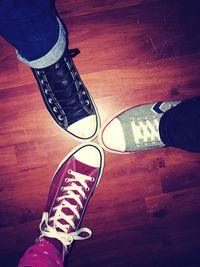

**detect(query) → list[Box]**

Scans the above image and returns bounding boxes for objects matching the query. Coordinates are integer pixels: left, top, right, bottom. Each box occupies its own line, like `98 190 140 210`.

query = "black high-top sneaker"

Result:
32 49 100 141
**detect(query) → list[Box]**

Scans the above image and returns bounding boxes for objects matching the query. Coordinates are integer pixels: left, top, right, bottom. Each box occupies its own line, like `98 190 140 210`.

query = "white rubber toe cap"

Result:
74 144 101 168
101 118 126 152
67 115 97 140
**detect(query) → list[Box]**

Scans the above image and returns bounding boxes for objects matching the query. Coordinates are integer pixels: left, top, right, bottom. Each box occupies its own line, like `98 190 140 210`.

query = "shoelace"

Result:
50 49 90 120
39 170 94 249
38 49 91 122
131 117 161 145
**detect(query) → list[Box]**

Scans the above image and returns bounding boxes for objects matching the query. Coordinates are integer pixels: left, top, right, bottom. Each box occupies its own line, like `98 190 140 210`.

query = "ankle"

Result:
42 237 64 257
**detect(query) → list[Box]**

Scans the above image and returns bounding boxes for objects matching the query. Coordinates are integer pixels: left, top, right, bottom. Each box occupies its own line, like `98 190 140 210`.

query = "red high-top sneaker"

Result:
37 143 104 259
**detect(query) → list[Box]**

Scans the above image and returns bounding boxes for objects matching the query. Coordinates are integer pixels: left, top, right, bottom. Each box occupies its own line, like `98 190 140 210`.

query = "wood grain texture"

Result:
0 0 200 266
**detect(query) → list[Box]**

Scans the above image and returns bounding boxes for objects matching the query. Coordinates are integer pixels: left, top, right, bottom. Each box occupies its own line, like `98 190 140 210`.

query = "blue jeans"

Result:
0 1 199 152
0 0 67 68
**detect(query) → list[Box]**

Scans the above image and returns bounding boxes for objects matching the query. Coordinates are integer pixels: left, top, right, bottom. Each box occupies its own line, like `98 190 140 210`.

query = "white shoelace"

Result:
39 170 94 249
131 117 161 145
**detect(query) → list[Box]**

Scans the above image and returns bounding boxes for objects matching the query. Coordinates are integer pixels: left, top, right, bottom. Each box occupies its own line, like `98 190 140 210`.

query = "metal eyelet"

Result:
82 91 86 95
68 169 72 174
44 89 49 94
91 177 95 182
41 79 44 85
60 187 64 191
86 187 90 191
58 115 63 121
68 236 73 244
85 100 90 106
56 197 60 202
48 98 53 104
53 107 58 113
65 178 68 182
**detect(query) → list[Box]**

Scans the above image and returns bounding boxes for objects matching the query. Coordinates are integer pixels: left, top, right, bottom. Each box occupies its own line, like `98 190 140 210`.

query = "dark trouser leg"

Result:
159 96 200 152
0 0 66 61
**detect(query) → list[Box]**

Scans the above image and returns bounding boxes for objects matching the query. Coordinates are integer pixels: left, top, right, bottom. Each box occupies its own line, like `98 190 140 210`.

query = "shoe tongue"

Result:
52 206 77 233
46 63 70 81
48 157 99 233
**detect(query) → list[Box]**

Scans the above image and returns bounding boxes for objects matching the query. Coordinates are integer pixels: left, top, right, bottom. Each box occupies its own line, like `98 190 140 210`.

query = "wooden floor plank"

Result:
0 1 200 266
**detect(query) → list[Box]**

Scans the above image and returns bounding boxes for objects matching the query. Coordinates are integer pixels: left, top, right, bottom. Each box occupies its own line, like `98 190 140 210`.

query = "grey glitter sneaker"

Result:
100 101 180 153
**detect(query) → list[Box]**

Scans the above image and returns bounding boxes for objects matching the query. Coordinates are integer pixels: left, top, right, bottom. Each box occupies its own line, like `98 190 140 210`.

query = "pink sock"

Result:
44 237 64 256
18 240 64 267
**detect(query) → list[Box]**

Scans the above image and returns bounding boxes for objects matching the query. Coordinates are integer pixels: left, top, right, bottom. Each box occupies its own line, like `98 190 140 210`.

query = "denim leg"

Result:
159 96 200 152
0 0 67 68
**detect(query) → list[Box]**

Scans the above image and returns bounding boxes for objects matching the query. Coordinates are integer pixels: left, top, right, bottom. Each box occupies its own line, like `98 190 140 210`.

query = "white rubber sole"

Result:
66 94 101 143
99 106 134 154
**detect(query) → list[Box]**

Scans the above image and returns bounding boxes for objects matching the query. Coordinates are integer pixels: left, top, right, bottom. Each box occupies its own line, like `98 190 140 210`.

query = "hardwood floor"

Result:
0 1 200 266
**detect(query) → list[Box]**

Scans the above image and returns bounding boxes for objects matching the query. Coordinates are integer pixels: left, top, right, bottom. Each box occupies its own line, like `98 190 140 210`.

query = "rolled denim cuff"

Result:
17 18 66 69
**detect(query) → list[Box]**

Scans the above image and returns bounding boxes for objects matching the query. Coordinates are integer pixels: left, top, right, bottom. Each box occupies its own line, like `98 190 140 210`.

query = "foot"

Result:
32 49 100 141
37 143 104 258
100 101 180 153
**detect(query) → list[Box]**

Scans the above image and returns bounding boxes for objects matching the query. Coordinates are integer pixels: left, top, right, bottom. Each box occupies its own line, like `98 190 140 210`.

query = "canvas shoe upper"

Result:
32 49 100 141
37 143 104 258
100 101 180 153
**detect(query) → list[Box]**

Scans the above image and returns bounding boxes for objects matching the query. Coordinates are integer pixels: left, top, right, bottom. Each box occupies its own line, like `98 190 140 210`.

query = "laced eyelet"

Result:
44 89 49 94
56 197 60 202
68 169 72 174
91 177 95 182
67 236 73 244
84 196 88 200
65 178 68 182
66 61 71 70
41 79 44 85
53 107 58 113
86 187 90 191
48 98 53 104
58 115 63 121
71 71 77 80
60 186 64 191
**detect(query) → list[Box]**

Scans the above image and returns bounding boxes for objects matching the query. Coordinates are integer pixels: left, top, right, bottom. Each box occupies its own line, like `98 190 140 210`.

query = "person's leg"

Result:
18 240 63 267
18 143 104 267
0 0 65 64
159 96 200 152
100 96 200 153
0 1 100 141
